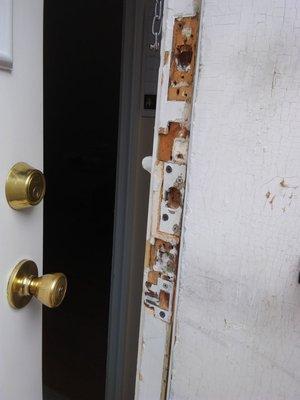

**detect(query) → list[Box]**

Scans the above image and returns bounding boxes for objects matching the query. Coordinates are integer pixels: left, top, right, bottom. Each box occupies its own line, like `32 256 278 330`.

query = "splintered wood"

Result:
158 123 189 163
143 14 200 324
168 16 199 101
144 239 178 322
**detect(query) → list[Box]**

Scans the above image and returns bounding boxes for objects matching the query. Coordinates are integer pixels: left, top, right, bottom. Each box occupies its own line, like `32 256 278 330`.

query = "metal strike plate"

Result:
159 162 186 236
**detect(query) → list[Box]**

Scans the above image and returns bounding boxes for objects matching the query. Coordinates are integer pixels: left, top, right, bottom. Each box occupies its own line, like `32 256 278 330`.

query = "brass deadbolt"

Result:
6 162 46 210
7 260 67 309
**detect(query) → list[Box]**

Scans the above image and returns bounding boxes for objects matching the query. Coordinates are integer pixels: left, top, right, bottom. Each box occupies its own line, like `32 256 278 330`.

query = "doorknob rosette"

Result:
7 260 67 309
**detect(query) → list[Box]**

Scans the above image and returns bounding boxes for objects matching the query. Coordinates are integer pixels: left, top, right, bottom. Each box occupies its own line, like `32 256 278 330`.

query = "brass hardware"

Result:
6 162 46 210
7 260 67 309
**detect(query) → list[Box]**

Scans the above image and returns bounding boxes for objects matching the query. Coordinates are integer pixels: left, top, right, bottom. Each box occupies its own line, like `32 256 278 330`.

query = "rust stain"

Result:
168 16 199 101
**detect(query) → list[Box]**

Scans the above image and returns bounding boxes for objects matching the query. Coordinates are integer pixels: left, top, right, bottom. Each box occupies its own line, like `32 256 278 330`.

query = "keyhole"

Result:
32 186 40 199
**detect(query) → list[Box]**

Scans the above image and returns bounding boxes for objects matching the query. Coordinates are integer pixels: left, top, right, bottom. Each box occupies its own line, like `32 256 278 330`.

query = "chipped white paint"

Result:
169 0 300 399
145 277 174 323
172 137 189 164
135 0 200 399
153 242 178 279
144 240 178 323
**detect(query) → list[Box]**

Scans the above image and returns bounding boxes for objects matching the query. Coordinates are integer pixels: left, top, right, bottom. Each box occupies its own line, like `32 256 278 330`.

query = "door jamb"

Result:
106 0 146 398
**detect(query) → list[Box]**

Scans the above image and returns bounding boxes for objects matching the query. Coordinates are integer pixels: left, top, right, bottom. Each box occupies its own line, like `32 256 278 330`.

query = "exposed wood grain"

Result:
158 122 189 162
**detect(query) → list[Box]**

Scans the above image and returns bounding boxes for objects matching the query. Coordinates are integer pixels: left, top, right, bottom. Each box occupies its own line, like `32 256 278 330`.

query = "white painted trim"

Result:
0 0 13 70
135 1 201 399
165 3 204 397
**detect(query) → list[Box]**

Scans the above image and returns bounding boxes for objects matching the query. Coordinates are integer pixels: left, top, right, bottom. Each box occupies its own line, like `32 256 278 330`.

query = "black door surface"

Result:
43 2 123 399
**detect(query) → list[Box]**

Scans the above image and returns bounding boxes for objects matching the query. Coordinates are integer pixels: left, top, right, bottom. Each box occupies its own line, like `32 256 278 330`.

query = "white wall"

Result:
170 1 300 399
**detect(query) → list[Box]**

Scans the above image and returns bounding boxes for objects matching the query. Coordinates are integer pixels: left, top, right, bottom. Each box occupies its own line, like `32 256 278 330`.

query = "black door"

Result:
43 2 123 399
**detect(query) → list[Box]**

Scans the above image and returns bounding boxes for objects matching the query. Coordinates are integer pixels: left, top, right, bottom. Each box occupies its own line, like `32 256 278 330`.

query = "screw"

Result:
162 214 169 221
173 224 180 234
166 165 172 173
159 311 166 318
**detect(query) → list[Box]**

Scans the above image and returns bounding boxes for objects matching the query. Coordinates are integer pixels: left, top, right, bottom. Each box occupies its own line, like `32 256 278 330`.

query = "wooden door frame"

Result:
106 0 147 398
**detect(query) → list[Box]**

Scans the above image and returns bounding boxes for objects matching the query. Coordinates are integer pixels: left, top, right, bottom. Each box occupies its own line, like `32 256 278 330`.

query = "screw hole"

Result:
162 214 169 221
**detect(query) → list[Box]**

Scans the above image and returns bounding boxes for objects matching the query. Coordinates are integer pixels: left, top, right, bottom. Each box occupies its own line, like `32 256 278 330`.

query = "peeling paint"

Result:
263 177 299 212
172 137 189 164
136 4 201 399
143 13 199 326
144 239 179 322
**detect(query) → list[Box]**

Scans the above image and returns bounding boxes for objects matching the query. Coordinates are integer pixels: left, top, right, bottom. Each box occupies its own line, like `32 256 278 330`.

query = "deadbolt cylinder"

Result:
6 162 46 210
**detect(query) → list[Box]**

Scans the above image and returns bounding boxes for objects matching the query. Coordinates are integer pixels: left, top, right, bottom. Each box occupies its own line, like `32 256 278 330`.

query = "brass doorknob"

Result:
6 162 46 210
7 260 67 309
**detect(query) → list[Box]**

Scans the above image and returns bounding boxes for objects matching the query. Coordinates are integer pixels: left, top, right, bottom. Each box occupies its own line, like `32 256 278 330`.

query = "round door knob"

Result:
7 260 67 309
6 162 46 210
